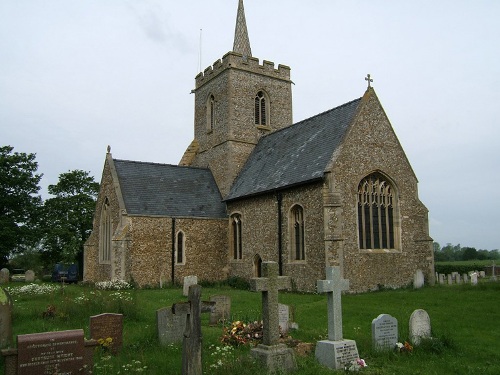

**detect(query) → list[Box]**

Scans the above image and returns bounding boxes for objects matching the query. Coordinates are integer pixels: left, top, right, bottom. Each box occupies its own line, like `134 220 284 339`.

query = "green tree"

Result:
462 247 478 261
0 146 42 266
41 170 99 273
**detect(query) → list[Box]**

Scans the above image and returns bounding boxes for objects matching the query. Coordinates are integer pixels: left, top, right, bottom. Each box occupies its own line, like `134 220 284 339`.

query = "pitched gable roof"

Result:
225 97 362 201
113 159 226 218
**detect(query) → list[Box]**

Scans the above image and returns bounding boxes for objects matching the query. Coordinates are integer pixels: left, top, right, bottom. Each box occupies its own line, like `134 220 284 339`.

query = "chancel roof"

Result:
113 160 227 218
225 97 362 201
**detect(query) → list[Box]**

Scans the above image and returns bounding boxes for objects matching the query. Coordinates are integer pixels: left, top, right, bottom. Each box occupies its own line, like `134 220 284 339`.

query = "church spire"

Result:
233 0 252 57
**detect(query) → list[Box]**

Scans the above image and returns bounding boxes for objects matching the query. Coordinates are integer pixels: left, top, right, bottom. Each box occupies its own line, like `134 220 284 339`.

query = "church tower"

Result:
180 0 293 197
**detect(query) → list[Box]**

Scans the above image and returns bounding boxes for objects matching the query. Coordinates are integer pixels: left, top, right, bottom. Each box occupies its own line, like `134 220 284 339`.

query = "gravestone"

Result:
173 284 215 375
471 272 478 285
209 295 231 326
455 274 462 284
413 270 424 289
447 274 453 285
438 274 445 284
372 314 398 350
0 288 13 348
24 270 35 283
157 306 187 345
278 303 290 334
0 269 9 284
183 275 198 297
250 261 297 373
492 263 497 281
462 273 468 283
409 309 431 345
315 267 359 370
479 271 485 278
90 313 123 354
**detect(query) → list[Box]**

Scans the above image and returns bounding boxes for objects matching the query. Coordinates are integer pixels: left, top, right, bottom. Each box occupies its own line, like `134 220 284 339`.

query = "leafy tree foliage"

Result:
434 242 499 262
41 170 99 271
0 146 42 266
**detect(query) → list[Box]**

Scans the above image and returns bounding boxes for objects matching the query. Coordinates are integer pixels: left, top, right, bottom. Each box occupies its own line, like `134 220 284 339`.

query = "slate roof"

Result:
225 97 362 201
113 160 227 218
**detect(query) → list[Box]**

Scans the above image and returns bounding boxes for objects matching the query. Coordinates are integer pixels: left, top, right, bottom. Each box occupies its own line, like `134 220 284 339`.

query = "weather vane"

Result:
365 74 373 88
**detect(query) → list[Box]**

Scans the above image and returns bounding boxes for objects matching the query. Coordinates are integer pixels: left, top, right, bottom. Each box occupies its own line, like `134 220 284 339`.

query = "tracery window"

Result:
99 198 112 263
254 91 268 126
290 205 305 261
176 231 185 264
357 173 396 250
231 213 243 260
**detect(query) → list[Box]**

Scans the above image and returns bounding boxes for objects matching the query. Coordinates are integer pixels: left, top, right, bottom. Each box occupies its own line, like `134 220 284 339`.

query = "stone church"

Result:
84 0 434 292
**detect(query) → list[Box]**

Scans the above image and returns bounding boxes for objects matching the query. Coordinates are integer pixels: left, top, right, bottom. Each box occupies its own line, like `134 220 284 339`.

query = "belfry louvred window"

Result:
357 173 395 250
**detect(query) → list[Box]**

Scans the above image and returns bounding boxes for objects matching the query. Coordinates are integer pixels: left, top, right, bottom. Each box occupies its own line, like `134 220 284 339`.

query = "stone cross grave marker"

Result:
250 261 297 373
0 269 9 284
90 313 123 354
372 314 398 350
157 306 187 345
173 284 215 375
315 266 359 370
183 275 198 297
209 295 231 326
409 309 431 345
0 288 13 348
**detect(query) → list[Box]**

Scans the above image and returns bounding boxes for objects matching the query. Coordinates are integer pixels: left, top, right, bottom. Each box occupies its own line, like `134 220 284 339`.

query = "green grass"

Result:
2 281 500 374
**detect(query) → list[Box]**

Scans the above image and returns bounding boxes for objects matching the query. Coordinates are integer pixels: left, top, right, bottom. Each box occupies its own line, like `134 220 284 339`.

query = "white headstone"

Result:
413 270 424 289
438 274 445 284
471 272 478 285
447 274 453 285
462 273 468 283
409 309 431 345
372 314 398 350
278 303 290 334
183 275 198 297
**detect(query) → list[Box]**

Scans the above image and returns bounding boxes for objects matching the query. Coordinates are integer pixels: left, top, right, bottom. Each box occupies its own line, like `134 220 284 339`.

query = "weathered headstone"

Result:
24 270 35 283
90 313 123 354
479 271 486 278
455 273 462 284
173 284 215 375
372 314 398 350
409 309 431 345
209 295 231 326
315 267 359 370
0 269 9 284
183 275 198 297
156 306 187 345
447 274 453 285
438 274 445 284
462 273 469 283
0 288 13 348
471 272 478 285
413 270 424 289
278 303 290 334
250 261 297 373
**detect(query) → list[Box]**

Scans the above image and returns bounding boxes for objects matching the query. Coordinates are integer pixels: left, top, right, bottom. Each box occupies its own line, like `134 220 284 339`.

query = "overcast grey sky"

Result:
1 1 499 250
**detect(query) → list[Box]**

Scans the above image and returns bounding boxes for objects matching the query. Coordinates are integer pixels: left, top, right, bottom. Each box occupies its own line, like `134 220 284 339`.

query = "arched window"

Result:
99 198 112 263
254 91 268 126
176 231 185 264
231 213 242 260
206 94 215 132
290 205 305 261
357 172 396 250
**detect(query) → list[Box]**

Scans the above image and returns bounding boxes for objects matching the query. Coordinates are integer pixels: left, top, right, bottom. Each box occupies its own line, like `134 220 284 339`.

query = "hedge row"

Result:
434 263 486 275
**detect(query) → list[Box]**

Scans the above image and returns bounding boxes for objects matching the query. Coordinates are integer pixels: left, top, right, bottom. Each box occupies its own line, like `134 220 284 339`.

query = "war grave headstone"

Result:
413 270 424 289
173 284 215 375
455 273 462 284
183 275 198 297
447 274 453 285
90 313 123 354
24 270 35 283
1 329 98 375
209 295 231 326
157 306 187 345
250 261 297 373
462 273 469 283
409 309 431 345
438 274 445 284
0 288 13 348
0 269 9 284
372 314 398 350
471 272 478 285
315 266 359 370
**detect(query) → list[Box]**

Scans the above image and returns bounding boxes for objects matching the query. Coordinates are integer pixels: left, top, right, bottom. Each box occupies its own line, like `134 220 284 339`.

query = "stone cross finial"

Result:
365 74 373 88
317 267 350 341
250 261 291 346
173 284 215 375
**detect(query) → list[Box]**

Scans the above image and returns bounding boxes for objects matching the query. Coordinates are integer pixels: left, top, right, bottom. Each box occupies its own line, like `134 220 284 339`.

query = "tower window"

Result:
255 91 268 126
207 94 215 132
357 172 398 250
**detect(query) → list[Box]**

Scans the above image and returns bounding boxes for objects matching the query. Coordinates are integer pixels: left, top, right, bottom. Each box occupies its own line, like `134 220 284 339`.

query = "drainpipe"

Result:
171 218 176 284
277 192 283 276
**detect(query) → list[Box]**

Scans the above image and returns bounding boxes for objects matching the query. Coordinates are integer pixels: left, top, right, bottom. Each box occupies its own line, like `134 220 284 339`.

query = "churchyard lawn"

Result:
2 280 499 374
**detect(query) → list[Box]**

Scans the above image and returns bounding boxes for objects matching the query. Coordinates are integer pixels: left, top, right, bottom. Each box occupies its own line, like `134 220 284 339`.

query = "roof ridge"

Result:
113 158 210 171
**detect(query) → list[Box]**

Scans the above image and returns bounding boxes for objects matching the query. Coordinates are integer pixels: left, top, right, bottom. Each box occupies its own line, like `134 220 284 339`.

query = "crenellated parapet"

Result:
195 52 290 89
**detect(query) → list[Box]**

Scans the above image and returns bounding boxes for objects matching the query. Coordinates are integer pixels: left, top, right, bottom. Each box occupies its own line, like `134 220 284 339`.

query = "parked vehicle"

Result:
52 264 79 283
